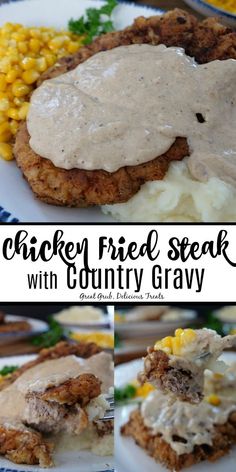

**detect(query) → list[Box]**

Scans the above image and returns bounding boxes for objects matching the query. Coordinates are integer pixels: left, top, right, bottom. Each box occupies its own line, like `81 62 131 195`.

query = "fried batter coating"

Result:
121 409 236 471
0 426 54 467
15 124 187 207
41 373 101 406
0 321 31 333
14 7 236 208
0 341 101 391
138 348 203 403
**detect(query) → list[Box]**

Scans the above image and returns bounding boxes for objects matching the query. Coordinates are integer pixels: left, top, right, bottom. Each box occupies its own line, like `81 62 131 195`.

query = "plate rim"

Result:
184 0 236 19
0 314 48 337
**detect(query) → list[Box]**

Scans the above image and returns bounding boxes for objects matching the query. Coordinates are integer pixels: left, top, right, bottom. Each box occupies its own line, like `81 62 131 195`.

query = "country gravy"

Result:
141 390 236 455
0 352 113 428
27 44 236 181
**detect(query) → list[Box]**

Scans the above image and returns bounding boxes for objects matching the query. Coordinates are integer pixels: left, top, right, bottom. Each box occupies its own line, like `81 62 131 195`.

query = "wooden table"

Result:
0 338 41 357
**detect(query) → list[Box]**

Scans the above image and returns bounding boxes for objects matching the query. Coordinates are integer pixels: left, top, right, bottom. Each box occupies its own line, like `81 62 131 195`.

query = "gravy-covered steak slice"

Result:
138 328 236 403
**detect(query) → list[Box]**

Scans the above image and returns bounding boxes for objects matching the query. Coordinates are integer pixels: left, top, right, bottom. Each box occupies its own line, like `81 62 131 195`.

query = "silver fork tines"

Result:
102 395 114 421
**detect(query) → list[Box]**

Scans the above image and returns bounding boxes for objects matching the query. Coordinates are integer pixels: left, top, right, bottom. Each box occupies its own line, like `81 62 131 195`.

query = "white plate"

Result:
0 0 163 223
0 314 48 340
183 0 236 27
115 352 236 472
115 314 198 338
0 354 114 472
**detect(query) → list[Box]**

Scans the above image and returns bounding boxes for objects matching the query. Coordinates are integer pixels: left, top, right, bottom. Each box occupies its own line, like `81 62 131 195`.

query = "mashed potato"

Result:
54 306 104 324
215 306 236 322
102 160 236 222
56 427 114 456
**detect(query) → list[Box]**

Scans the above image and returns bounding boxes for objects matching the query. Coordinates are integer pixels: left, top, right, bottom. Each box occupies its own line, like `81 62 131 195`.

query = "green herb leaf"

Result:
100 0 118 16
0 365 18 376
68 0 118 44
115 384 137 403
204 312 224 335
31 317 64 348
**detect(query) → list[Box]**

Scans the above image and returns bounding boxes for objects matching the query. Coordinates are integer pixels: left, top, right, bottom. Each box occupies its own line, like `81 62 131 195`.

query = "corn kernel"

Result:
0 130 11 142
13 65 22 75
0 142 13 160
0 112 6 124
171 337 182 356
18 41 28 54
180 329 197 346
45 53 56 67
67 41 80 54
18 102 30 120
6 86 14 101
13 97 24 106
7 107 20 120
12 23 22 30
9 119 19 135
0 57 11 73
18 27 30 38
0 97 9 111
21 56 36 70
11 32 26 41
29 38 41 53
5 69 19 83
136 383 155 398
29 28 42 39
1 23 14 34
213 373 224 380
0 121 11 141
12 81 31 98
175 328 184 337
206 394 221 406
48 36 65 51
36 57 47 72
0 74 7 92
161 336 173 349
22 69 39 84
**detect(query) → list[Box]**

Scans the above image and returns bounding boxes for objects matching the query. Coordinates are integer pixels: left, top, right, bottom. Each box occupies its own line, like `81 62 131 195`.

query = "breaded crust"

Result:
0 320 31 333
138 348 203 403
40 373 101 406
0 341 101 391
14 8 236 208
0 426 54 467
121 409 236 471
15 124 187 207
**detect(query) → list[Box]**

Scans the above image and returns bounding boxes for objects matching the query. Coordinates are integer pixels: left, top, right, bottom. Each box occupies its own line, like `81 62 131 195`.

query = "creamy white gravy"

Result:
0 352 113 428
27 44 236 179
141 390 236 455
169 329 236 364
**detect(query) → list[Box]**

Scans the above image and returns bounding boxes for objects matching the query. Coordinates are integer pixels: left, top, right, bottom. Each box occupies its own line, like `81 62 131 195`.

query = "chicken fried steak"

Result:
121 408 236 471
0 341 101 392
14 9 236 208
23 373 102 435
0 426 53 468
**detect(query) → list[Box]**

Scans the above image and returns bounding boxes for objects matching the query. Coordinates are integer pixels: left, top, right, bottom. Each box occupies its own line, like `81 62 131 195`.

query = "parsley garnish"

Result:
115 384 137 403
0 365 18 376
31 317 64 348
68 0 118 44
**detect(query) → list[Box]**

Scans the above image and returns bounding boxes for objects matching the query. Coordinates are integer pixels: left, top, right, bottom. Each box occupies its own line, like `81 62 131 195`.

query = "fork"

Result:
102 395 114 421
